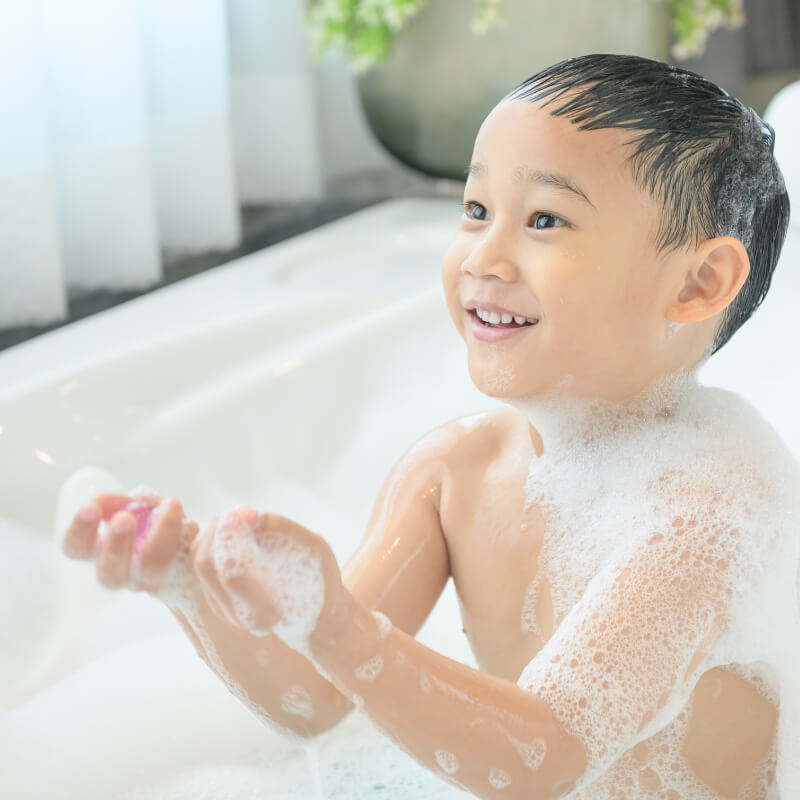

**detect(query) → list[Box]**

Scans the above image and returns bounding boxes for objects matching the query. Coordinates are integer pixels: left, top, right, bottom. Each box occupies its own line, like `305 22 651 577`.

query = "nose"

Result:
460 227 518 281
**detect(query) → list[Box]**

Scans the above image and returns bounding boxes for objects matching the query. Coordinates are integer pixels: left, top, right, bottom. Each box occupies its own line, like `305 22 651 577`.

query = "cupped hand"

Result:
62 491 200 595
191 507 346 654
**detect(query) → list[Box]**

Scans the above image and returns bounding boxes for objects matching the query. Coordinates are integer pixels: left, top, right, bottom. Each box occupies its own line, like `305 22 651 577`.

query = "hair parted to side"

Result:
505 54 790 358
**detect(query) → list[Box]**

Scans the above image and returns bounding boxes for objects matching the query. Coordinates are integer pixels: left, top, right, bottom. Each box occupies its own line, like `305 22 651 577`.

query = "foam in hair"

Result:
503 368 800 797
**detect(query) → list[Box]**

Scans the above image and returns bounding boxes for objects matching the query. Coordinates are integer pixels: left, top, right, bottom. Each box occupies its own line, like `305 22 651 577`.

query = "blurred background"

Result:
1 0 798 353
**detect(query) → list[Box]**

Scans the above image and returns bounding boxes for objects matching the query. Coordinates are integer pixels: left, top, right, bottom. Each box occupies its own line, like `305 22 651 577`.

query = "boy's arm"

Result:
311 589 589 799
178 421 457 737
62 423 458 739
340 422 454 635
306 481 753 799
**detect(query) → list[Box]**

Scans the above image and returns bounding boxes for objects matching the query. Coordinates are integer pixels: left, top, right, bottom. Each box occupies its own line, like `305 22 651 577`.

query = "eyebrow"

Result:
464 161 595 209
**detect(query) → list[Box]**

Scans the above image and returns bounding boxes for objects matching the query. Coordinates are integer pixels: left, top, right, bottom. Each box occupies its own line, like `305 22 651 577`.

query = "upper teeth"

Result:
475 309 537 325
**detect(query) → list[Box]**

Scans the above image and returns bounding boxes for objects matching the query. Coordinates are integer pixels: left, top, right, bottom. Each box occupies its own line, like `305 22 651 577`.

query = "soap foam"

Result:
209 508 325 657
488 766 512 789
355 655 383 681
434 748 460 775
505 368 800 797
500 728 547 772
372 610 392 640
520 575 543 637
280 686 314 719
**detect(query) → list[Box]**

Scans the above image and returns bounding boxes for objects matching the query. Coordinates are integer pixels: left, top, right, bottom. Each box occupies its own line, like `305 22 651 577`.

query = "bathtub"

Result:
1 197 798 799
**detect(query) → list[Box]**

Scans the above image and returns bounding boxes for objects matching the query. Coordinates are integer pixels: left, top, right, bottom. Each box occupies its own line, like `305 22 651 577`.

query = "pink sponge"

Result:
125 501 157 558
98 501 157 560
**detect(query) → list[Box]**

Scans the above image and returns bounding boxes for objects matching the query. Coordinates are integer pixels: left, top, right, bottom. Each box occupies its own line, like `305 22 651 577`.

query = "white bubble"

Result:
503 731 547 772
430 675 474 704
435 749 460 775
355 655 383 681
372 610 392 640
209 511 325 656
665 320 685 340
488 767 512 789
280 686 314 719
520 575 542 636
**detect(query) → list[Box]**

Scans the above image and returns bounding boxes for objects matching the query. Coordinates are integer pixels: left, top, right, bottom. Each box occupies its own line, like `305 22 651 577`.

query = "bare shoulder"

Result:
433 405 527 465
378 408 525 501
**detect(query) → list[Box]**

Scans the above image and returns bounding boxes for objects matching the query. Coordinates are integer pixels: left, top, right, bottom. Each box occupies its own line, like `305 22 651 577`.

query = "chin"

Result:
468 362 519 398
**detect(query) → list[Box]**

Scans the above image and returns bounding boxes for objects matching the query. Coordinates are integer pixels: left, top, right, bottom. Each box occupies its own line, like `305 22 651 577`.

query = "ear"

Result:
665 236 750 324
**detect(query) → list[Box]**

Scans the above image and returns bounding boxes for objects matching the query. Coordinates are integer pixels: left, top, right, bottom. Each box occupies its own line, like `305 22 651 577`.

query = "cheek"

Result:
441 238 463 282
441 242 467 325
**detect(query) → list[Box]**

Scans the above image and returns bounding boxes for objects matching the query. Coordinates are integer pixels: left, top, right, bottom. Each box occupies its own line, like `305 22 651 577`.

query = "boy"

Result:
63 55 797 799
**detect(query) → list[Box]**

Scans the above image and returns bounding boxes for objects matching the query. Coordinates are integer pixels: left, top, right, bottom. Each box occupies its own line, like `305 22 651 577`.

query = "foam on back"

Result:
504 368 800 797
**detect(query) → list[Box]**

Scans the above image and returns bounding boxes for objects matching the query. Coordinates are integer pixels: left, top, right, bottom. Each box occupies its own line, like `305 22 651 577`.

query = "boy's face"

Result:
441 98 682 402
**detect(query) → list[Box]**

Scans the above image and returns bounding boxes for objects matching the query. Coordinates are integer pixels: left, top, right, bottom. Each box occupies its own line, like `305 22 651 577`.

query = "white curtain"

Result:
0 0 326 329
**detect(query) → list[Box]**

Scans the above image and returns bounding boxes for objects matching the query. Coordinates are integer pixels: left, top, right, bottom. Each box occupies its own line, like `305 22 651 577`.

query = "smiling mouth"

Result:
470 310 539 329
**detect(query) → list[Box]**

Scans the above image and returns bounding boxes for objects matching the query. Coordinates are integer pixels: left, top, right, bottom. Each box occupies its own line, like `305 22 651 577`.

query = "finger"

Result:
137 497 185 591
192 521 241 626
219 569 279 635
96 511 136 588
89 493 139 559
93 493 138 521
62 503 103 560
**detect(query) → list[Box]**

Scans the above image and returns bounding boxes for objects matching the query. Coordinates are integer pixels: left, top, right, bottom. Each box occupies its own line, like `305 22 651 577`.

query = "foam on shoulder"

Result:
504 369 800 797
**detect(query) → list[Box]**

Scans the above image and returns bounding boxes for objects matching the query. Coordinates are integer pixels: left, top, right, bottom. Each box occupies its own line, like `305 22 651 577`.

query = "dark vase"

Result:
356 0 672 179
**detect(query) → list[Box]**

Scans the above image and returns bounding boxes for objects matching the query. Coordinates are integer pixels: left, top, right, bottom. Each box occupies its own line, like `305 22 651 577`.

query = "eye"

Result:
462 201 488 221
531 212 566 230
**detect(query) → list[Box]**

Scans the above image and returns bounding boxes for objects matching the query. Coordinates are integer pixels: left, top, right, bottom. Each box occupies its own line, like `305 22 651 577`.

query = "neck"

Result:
503 369 701 459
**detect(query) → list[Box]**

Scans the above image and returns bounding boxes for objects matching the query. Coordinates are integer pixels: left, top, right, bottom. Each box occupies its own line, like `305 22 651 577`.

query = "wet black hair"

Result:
505 54 790 358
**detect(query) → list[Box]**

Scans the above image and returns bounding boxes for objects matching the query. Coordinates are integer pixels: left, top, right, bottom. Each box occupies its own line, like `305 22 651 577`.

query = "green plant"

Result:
305 0 745 74
669 0 744 59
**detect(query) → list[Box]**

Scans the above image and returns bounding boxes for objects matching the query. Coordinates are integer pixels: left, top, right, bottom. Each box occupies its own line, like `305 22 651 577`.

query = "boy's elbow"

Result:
284 694 355 739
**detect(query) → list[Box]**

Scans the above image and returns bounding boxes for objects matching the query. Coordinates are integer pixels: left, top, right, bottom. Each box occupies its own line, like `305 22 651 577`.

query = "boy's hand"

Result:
62 491 199 595
191 508 348 655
